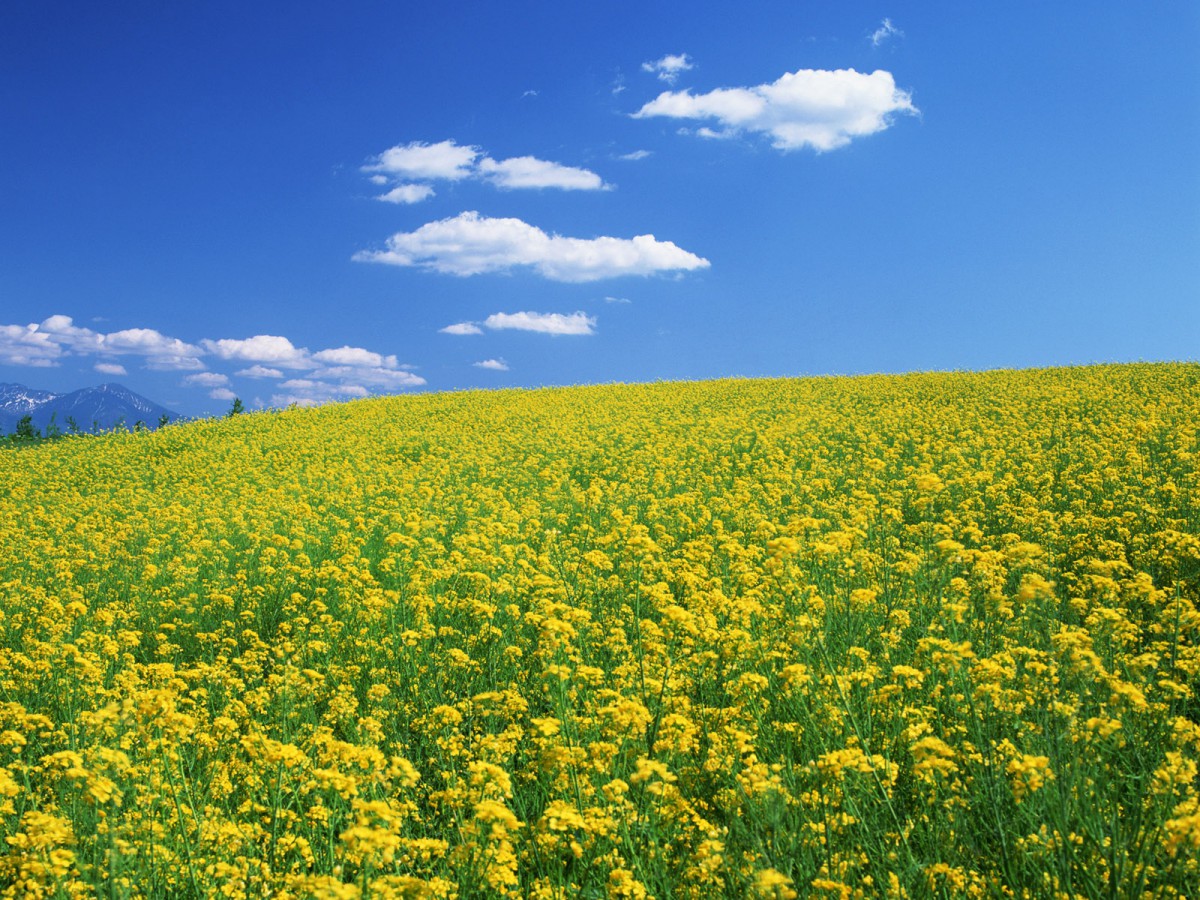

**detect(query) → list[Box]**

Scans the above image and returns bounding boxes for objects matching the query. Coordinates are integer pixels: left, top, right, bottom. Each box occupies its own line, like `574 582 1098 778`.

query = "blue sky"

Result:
2 1 1197 417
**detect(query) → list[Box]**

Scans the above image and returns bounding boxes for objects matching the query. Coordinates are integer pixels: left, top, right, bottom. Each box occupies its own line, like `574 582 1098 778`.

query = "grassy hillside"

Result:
1 363 1198 898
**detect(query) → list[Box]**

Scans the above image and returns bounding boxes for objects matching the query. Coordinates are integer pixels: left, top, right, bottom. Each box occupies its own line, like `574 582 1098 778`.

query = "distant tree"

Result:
227 397 245 417
65 415 80 435
45 413 61 440
158 413 170 429
15 415 39 441
134 420 146 432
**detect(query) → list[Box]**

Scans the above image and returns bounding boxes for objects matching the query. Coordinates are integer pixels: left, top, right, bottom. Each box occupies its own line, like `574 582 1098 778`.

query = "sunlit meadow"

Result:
1 363 1198 898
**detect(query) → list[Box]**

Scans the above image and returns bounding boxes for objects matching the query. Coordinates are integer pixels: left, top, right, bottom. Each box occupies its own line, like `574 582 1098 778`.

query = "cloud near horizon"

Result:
633 66 917 151
474 358 509 371
364 139 608 202
0 315 425 408
354 211 710 282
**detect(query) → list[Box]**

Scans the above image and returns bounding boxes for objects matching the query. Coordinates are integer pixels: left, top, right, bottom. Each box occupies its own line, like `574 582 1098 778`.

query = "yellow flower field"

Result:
0 363 1198 898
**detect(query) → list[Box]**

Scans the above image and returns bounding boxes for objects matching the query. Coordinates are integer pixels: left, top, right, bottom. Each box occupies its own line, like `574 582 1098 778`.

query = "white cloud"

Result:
364 141 607 196
377 184 436 204
103 328 194 356
201 335 310 369
871 18 903 47
484 311 596 336
440 322 484 335
1 316 206 369
633 67 917 152
183 372 230 387
642 53 695 85
310 365 425 389
235 365 285 379
0 323 63 367
477 156 607 191
39 315 105 353
604 296 632 304
354 211 710 282
312 346 399 369
364 139 480 181
617 149 652 161
271 380 372 408
103 327 205 370
1 313 426 402
474 358 509 371
210 387 238 402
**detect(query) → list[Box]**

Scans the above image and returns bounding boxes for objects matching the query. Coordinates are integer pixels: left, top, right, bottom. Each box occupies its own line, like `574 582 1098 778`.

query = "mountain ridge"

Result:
0 382 177 434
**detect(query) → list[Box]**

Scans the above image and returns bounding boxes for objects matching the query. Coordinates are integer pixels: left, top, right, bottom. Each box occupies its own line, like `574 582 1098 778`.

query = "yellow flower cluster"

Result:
0 362 1198 896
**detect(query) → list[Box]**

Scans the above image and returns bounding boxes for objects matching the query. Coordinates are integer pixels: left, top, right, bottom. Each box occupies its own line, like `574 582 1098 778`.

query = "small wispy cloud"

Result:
235 365 285 378
477 156 607 191
355 211 709 282
604 296 632 305
440 322 485 336
378 184 436 205
870 18 904 47
642 53 694 85
474 358 509 371
484 311 596 336
94 362 127 376
617 149 652 161
183 372 230 388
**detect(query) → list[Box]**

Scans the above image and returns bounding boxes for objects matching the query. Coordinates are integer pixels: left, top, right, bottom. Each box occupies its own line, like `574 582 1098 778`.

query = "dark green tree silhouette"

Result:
15 415 39 441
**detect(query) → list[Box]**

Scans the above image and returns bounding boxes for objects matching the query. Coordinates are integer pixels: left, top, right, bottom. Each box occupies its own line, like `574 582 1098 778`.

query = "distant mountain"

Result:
0 382 178 435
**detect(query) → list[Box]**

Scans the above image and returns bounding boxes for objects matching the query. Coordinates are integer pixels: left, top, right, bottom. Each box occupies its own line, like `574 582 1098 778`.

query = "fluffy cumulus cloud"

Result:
642 53 694 84
0 315 203 370
312 346 399 369
484 311 596 336
201 335 311 369
0 314 426 408
633 67 917 152
474 358 509 371
364 139 480 181
354 211 709 282
103 328 204 370
363 140 607 201
0 323 63 367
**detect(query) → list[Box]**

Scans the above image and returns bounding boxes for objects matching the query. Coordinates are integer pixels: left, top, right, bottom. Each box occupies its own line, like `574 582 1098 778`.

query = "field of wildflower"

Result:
0 362 1198 898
